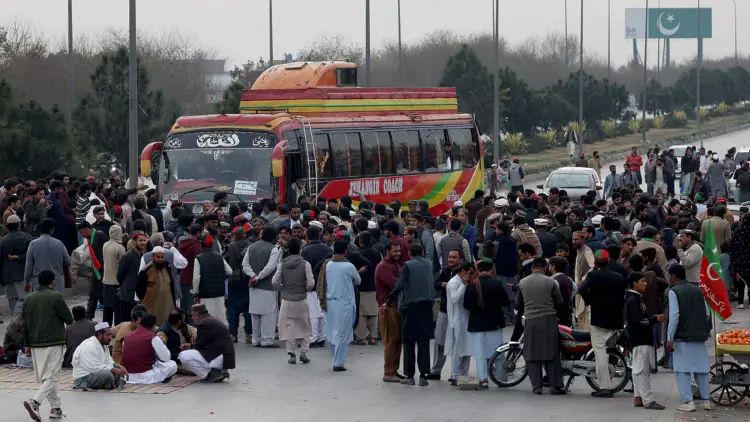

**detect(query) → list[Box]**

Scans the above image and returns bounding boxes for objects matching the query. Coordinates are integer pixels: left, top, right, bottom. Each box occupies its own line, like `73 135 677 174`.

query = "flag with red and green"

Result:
699 221 733 320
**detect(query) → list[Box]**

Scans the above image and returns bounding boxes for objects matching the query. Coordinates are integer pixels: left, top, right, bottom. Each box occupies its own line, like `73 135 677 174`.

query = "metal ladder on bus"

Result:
297 116 319 201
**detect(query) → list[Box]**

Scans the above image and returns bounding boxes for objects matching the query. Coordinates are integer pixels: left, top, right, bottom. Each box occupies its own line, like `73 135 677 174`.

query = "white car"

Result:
734 147 750 168
536 167 602 200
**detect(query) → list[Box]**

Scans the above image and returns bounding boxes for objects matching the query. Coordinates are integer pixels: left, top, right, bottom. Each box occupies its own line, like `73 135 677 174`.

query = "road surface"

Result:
0 296 748 422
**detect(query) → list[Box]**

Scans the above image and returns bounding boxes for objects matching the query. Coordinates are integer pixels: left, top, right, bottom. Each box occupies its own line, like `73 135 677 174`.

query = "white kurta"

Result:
444 275 472 358
126 337 178 384
72 336 115 380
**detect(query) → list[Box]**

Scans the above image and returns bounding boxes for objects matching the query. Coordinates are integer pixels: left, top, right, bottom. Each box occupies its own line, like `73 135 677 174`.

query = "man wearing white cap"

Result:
0 214 31 315
72 322 128 390
136 247 176 326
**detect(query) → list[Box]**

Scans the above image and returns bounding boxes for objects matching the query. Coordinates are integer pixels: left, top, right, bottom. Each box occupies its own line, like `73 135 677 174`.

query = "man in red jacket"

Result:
375 242 403 383
177 224 202 321
626 146 644 185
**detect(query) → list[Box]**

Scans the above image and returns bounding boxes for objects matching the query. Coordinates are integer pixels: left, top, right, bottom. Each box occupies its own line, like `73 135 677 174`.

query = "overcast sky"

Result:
2 0 745 69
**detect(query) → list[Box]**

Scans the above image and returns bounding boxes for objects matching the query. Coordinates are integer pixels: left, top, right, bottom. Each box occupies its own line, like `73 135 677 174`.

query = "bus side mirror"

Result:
140 141 163 178
272 140 288 178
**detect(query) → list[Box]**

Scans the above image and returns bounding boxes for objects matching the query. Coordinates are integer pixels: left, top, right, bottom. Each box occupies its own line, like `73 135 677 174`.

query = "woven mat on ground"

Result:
0 365 200 394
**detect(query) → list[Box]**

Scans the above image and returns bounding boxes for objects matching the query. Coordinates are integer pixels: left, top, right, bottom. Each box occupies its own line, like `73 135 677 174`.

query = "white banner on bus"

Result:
234 180 257 196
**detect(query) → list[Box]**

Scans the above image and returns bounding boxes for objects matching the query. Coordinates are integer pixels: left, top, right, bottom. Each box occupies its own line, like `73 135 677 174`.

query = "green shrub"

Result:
504 133 528 155
599 119 617 138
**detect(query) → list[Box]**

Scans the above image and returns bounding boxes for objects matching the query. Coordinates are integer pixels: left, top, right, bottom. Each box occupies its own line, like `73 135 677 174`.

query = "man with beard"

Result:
72 322 128 390
117 232 147 321
136 246 176 326
224 225 252 343
425 249 463 380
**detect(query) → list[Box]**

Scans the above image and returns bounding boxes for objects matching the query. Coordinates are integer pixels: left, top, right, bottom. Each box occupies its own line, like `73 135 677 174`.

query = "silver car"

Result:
537 167 602 200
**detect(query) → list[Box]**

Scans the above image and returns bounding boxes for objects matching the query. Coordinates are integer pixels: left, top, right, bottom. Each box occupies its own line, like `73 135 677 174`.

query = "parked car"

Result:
733 147 750 168
536 167 602 200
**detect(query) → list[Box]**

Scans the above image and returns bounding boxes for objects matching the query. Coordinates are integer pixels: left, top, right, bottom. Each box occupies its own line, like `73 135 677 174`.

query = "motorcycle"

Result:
488 324 631 393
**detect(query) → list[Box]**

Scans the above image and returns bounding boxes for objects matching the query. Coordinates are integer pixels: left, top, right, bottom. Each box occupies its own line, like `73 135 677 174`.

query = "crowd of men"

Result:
1 144 749 420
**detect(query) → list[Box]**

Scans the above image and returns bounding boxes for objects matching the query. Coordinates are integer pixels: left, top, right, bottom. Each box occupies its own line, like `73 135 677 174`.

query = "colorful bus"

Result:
140 61 484 215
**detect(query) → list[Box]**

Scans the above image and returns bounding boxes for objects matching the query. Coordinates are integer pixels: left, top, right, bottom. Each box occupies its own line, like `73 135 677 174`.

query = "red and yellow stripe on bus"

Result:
317 163 484 215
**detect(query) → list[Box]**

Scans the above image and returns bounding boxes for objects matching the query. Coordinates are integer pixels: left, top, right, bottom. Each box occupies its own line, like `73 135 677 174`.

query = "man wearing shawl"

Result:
77 222 107 319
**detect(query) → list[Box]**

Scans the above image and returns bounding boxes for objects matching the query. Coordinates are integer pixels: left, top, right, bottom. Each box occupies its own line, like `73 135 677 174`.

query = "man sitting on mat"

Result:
72 322 128 390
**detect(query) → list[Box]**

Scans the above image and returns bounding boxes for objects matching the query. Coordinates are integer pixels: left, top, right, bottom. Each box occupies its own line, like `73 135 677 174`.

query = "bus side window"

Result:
329 133 348 177
346 132 363 177
313 133 332 178
448 128 477 171
361 132 381 175
377 131 394 174
392 130 420 174
421 129 448 172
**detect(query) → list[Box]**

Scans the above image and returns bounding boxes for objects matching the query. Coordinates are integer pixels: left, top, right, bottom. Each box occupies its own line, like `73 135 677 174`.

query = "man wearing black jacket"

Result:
625 272 666 410
579 249 626 398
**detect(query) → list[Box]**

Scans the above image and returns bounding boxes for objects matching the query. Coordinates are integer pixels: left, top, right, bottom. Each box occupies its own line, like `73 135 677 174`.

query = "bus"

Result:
140 61 484 215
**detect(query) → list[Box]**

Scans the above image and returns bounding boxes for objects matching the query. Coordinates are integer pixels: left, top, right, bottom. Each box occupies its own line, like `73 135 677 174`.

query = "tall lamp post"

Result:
397 0 402 85
607 0 611 80
269 0 273 67
67 0 74 128
732 0 738 66
365 0 371 87
577 0 584 153
492 0 500 163
564 0 569 71
128 0 138 189
697 0 703 148
642 0 649 144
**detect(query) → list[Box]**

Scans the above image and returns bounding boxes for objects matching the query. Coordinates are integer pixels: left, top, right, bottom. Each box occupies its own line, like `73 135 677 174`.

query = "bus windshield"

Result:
159 131 275 203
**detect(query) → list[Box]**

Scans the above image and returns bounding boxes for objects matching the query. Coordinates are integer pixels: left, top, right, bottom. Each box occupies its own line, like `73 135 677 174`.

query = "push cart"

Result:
710 334 750 406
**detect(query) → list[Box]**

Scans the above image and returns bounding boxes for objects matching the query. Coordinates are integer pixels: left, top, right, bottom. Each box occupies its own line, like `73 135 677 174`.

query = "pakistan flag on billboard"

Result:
626 8 712 39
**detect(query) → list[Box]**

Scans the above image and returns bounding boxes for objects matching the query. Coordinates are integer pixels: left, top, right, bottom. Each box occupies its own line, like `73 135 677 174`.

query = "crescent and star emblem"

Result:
657 13 680 37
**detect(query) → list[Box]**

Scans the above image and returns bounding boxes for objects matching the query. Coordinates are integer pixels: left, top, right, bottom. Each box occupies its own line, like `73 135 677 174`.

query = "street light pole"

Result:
578 0 584 153
269 0 273 67
642 0 649 144
365 0 371 87
492 0 500 163
564 0 569 72
607 0 611 81
128 0 138 189
397 0 402 85
67 0 74 128
697 0 703 148
732 0 738 67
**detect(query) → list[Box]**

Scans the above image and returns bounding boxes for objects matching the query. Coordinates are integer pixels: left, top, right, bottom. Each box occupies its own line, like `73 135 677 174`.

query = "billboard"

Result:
625 8 712 39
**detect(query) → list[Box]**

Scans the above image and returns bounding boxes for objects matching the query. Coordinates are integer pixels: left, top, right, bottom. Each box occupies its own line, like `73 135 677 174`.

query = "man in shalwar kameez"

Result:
665 265 715 412
317 240 361 371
